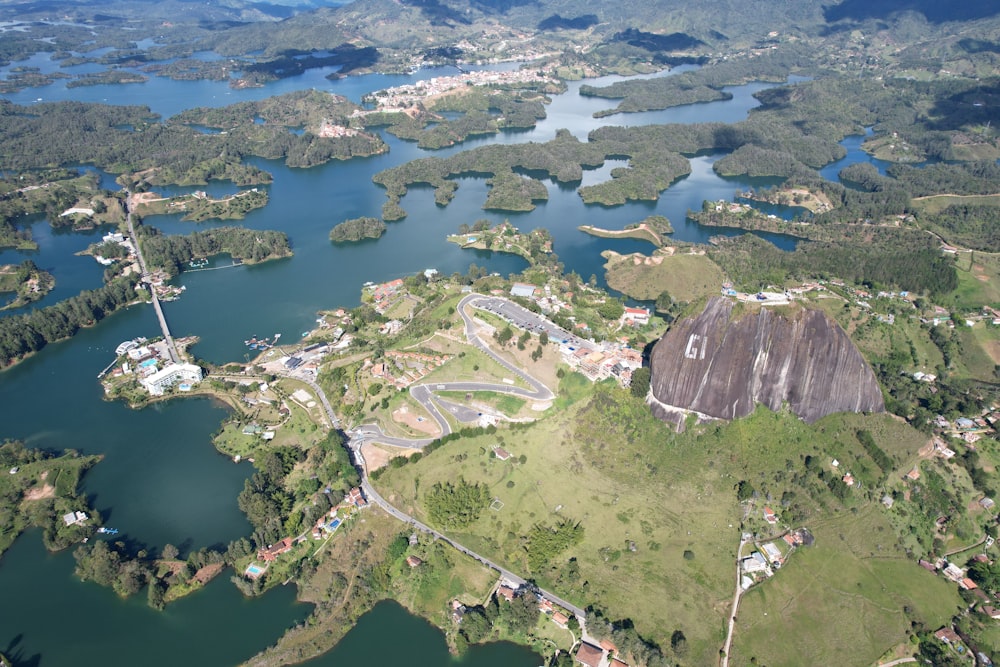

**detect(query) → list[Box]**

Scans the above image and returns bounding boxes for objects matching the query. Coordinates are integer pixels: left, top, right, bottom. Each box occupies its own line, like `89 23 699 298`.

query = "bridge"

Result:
124 192 179 364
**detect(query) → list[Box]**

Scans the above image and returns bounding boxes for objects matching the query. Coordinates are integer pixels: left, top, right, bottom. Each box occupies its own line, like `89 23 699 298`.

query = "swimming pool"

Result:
245 564 263 576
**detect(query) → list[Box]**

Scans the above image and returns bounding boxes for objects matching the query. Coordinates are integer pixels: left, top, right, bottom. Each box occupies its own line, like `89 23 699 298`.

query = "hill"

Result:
649 297 885 426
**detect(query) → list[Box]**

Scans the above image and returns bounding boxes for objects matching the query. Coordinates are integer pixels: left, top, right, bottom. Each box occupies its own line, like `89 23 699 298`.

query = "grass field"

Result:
950 252 1000 312
911 194 1000 215
374 379 943 666
731 507 963 667
603 251 727 303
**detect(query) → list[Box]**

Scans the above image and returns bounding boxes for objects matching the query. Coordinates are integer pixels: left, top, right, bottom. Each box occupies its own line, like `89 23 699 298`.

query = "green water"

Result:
0 55 819 667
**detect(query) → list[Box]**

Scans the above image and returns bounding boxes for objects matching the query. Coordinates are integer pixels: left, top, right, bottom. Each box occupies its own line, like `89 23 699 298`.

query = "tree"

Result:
655 289 673 313
671 630 688 657
539 331 549 345
630 367 651 398
161 544 180 560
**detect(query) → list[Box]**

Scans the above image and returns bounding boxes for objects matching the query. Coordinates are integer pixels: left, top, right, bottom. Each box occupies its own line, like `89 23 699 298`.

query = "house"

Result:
983 606 1000 620
551 611 569 627
882 494 895 508
842 473 855 487
599 639 617 654
906 467 921 481
610 659 629 667
575 642 603 667
980 497 995 510
344 486 367 508
538 598 553 614
258 537 294 562
961 577 979 591
741 552 769 574
762 542 783 564
934 627 962 645
62 511 88 526
497 585 516 602
918 559 937 572
493 446 512 461
406 555 423 568
620 307 650 327
763 507 778 524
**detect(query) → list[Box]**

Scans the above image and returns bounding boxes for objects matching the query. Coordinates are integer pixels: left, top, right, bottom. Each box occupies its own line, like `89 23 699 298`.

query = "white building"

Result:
141 363 203 396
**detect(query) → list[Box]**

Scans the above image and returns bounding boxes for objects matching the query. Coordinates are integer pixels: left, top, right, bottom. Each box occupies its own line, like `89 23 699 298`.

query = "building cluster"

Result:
740 529 813 591
575 638 630 667
316 119 366 138
361 68 556 111
369 350 453 389
490 580 576 634
109 339 203 396
932 409 999 446
367 278 406 314
93 230 136 266
245 487 368 581
561 345 643 385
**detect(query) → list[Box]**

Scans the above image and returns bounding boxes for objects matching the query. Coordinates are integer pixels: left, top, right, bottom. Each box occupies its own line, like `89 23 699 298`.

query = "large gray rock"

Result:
648 297 884 426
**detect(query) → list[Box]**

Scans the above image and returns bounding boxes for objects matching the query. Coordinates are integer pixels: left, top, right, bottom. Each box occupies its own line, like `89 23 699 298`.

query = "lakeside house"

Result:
258 537 294 562
575 642 603 667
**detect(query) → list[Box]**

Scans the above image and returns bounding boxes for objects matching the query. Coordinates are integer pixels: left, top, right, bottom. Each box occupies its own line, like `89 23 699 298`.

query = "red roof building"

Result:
576 642 603 667
258 537 294 562
497 585 515 602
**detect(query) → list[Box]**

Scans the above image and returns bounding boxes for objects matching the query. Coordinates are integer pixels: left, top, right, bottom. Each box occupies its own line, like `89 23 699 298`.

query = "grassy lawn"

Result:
374 381 948 667
911 193 1000 216
949 252 1000 311
603 251 727 303
731 507 963 667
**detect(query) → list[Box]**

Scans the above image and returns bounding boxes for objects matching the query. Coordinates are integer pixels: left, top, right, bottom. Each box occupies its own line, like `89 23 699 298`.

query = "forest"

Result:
138 225 292 276
329 216 386 243
0 276 137 368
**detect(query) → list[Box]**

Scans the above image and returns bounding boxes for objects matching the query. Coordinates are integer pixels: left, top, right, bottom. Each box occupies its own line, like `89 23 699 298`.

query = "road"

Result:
124 192 180 364
357 293 556 449
292 293 587 622
720 534 752 667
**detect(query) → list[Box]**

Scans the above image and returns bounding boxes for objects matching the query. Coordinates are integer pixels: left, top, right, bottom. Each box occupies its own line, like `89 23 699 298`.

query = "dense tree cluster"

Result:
139 225 291 276
0 276 137 367
329 216 386 243
707 231 957 296
424 478 489 529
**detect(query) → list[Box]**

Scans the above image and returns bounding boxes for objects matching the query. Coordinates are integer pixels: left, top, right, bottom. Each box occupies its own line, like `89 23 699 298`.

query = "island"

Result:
0 260 54 310
329 216 386 243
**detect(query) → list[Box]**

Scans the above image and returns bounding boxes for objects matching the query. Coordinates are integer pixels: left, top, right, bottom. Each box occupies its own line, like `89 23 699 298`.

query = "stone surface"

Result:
648 297 884 426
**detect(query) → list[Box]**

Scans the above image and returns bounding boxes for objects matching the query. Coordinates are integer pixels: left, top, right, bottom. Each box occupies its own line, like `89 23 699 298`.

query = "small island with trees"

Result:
329 216 386 243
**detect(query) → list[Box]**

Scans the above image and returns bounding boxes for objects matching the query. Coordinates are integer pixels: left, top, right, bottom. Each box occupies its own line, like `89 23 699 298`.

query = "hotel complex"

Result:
140 362 203 396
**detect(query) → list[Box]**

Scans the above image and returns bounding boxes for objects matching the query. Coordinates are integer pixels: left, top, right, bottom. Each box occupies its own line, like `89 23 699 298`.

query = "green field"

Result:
375 381 942 666
731 507 963 667
603 251 727 304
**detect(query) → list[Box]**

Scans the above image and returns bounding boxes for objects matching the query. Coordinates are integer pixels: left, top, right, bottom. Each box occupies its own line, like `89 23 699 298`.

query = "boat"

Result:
97 527 119 535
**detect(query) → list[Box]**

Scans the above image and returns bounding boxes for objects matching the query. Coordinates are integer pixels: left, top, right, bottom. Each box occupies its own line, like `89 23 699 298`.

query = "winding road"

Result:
288 293 585 620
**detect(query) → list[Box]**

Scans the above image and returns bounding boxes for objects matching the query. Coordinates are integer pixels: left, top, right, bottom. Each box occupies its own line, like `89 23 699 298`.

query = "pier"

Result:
124 192 180 365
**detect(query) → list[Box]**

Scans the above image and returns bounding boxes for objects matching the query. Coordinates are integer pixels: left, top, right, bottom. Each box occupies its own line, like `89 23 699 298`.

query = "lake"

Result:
0 50 866 667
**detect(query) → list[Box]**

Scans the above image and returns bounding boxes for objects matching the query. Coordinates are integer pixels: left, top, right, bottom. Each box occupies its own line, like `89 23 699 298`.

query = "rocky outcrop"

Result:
648 297 884 426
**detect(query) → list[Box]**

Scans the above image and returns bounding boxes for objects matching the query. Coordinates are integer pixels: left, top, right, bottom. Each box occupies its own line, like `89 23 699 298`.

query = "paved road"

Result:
359 293 555 449
124 192 179 364
329 294 587 619
359 477 585 618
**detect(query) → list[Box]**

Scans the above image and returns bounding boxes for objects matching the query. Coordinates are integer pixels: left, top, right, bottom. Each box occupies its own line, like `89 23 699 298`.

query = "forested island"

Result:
0 260 54 310
138 225 292 277
329 216 386 243
0 440 101 560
